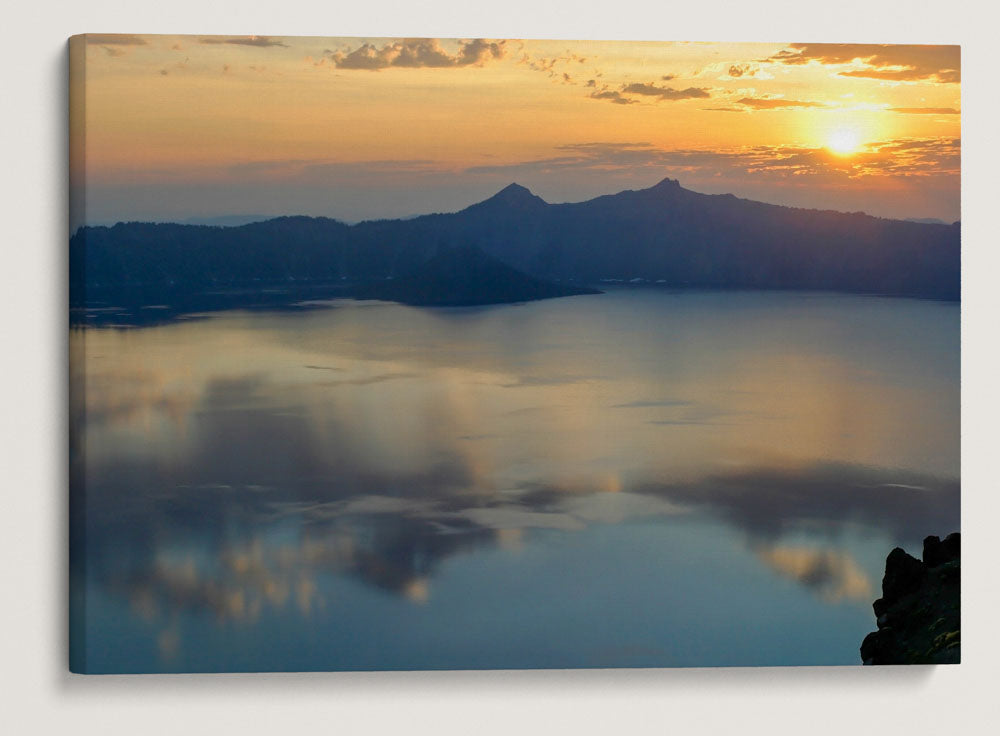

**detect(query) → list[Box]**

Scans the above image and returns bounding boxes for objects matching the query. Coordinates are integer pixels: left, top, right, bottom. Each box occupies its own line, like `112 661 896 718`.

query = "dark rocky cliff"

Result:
860 533 960 665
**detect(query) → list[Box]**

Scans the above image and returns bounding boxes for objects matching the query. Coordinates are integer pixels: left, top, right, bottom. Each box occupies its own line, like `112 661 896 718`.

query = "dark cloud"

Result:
621 83 711 100
765 43 960 84
455 38 507 66
589 89 637 105
735 96 827 110
199 36 288 48
519 53 556 73
723 62 768 79
85 34 147 46
888 107 960 115
661 74 676 81
587 82 710 106
520 51 589 76
329 38 506 70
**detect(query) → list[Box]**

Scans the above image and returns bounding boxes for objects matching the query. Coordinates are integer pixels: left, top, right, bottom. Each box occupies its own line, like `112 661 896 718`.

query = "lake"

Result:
69 288 959 672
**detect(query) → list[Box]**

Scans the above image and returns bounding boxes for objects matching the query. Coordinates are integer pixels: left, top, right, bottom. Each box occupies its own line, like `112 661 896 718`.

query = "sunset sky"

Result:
70 36 960 228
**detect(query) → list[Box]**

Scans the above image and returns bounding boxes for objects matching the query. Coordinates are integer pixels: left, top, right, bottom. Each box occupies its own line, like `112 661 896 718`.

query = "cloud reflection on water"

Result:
753 545 873 603
71 291 959 669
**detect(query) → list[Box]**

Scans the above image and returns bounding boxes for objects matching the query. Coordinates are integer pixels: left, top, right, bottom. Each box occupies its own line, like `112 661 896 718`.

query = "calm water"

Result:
69 289 959 672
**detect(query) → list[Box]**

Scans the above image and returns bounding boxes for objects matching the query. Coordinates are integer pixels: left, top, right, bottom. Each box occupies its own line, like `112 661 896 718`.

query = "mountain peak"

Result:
467 183 548 212
651 177 682 191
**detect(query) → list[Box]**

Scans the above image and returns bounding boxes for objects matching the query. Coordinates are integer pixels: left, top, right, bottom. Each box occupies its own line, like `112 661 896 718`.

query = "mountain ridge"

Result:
71 176 960 316
460 182 550 213
78 177 954 233
354 245 599 306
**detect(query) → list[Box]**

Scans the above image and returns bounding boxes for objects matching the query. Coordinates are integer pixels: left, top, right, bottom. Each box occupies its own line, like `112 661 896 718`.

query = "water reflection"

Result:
753 545 873 603
71 290 959 671
635 465 959 541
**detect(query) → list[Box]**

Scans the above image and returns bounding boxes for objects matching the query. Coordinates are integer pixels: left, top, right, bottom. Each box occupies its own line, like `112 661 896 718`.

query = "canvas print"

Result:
69 36 960 673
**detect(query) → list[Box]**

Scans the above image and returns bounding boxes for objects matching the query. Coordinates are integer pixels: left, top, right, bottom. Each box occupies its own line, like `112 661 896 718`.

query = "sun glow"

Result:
828 128 861 155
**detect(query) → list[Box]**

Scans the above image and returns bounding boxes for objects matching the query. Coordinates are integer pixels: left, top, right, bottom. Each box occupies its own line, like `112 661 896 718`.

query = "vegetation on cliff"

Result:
861 533 960 665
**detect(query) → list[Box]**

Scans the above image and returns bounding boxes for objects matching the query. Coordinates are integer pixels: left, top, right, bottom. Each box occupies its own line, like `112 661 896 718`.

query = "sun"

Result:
827 128 861 155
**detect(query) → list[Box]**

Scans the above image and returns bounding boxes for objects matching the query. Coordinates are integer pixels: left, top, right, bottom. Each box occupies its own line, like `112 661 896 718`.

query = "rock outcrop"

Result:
860 533 960 665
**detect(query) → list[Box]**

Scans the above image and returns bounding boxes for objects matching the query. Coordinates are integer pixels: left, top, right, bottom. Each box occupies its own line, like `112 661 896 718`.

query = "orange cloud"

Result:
589 88 637 105
765 43 959 84
622 82 711 100
888 107 960 115
199 35 288 48
328 38 506 70
735 96 827 110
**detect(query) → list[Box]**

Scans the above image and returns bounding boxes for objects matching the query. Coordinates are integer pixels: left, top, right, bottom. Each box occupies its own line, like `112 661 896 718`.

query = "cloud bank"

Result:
621 83 710 100
199 36 288 48
328 38 506 70
765 43 960 84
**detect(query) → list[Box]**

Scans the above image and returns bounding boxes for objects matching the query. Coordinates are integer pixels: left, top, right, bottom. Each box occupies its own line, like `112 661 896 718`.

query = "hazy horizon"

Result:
70 37 960 230
73 175 960 231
